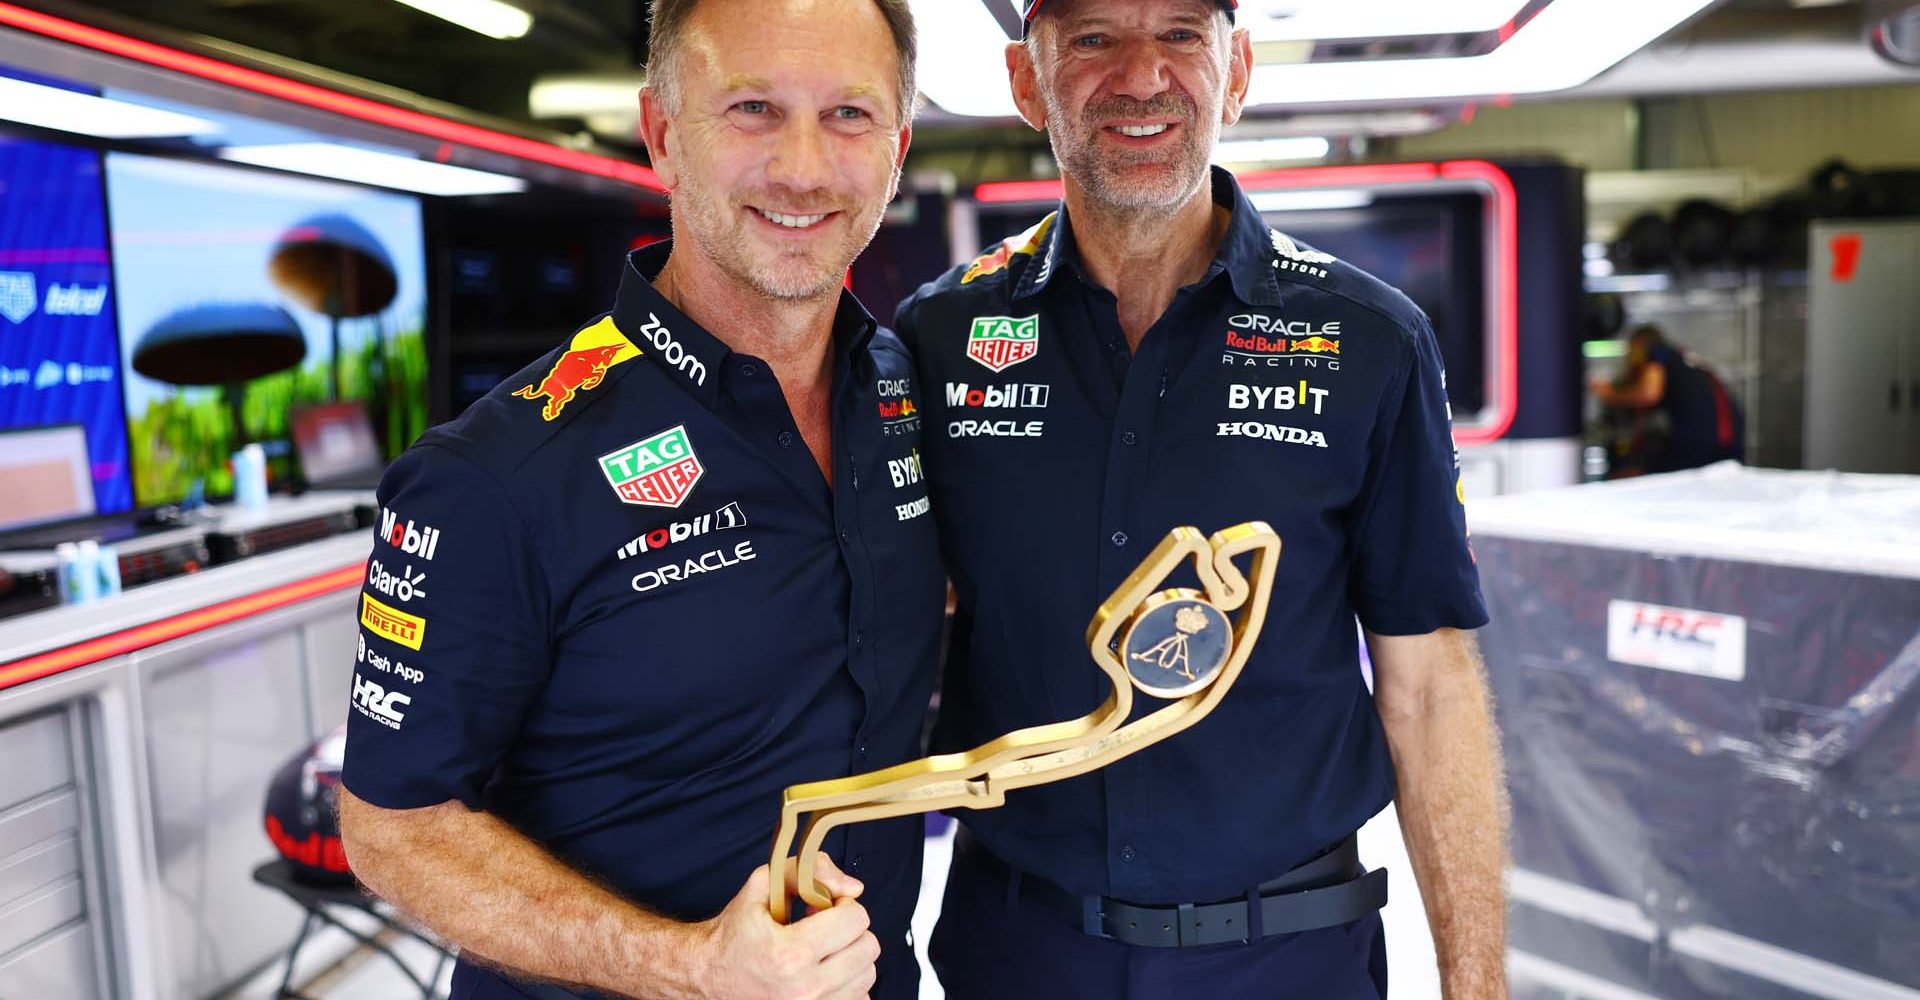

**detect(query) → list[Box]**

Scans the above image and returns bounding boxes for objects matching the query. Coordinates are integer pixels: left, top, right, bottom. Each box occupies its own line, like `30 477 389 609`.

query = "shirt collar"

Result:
613 241 880 404
1014 166 1284 308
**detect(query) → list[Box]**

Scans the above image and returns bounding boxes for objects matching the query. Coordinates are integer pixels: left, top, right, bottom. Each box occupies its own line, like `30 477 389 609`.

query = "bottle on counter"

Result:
98 544 123 597
233 443 269 511
58 542 99 604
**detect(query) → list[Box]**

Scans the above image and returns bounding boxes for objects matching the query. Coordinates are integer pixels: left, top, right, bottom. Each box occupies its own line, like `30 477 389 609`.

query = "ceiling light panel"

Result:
911 0 1024 118
218 142 527 196
911 0 1719 117
0 75 221 138
389 0 532 40
1248 188 1375 211
1242 0 1527 42
1215 136 1332 163
1244 0 1718 105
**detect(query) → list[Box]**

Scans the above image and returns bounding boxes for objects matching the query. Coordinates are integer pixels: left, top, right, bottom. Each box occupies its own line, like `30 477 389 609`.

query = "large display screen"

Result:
975 190 1489 418
1275 194 1488 416
0 115 134 515
106 153 428 507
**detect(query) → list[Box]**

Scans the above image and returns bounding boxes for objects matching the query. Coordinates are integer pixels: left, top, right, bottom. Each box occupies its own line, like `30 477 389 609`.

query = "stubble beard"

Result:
673 167 895 303
1043 85 1220 215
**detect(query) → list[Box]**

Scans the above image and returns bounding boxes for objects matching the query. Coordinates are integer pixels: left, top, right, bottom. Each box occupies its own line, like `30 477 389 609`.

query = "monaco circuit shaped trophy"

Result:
768 522 1282 922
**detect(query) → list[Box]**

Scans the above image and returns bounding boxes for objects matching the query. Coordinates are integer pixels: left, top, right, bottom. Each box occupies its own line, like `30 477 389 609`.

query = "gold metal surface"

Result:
768 522 1281 922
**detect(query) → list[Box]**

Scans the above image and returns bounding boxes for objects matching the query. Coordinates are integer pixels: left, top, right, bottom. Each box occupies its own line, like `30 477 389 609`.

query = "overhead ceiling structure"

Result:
13 0 645 136
5 0 1916 151
0 0 662 196
914 0 1746 118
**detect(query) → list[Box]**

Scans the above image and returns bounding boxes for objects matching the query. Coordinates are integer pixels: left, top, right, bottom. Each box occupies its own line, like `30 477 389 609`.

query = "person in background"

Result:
1592 323 1745 476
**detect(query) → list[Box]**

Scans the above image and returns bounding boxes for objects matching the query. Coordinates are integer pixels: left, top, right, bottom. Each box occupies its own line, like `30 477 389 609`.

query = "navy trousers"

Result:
931 841 1388 999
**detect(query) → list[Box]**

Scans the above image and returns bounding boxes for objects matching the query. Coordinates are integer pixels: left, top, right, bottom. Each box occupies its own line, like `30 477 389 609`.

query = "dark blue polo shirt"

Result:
894 167 1487 906
342 243 944 999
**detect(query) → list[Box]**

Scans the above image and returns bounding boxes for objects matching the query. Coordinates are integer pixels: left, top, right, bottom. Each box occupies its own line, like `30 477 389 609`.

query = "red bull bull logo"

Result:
1288 337 1340 355
962 214 1056 284
512 318 640 421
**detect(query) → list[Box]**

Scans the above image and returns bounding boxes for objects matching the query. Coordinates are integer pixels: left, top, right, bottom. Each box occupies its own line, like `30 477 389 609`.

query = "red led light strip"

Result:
0 2 663 192
0 563 366 692
1438 159 1519 445
973 160 1521 444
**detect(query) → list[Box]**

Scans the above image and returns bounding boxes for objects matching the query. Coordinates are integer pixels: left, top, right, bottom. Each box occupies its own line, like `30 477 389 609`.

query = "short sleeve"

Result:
1345 313 1489 636
341 443 552 810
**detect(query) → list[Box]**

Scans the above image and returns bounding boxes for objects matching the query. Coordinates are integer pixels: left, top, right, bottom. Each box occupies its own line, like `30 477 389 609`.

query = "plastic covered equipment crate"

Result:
1468 464 1920 1000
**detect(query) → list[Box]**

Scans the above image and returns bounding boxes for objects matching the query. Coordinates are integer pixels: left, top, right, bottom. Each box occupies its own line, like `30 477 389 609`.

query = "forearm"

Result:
339 790 704 1000
1374 633 1511 1000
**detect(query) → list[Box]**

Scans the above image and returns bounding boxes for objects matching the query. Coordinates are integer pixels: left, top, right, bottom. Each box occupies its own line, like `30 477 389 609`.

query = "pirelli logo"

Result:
361 592 425 651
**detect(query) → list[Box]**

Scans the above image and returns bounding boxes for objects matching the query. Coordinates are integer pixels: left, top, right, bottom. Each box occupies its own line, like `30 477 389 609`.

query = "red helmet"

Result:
262 725 352 883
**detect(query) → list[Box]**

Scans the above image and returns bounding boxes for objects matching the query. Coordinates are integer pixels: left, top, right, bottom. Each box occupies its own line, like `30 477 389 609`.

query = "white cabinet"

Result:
1805 221 1920 473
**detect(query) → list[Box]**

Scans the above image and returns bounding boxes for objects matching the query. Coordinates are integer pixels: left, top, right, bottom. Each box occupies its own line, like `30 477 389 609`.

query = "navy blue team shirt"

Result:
343 242 944 999
894 167 1489 907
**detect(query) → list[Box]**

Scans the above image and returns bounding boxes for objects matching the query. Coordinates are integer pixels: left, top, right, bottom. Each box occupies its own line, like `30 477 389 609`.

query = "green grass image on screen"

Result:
127 328 426 504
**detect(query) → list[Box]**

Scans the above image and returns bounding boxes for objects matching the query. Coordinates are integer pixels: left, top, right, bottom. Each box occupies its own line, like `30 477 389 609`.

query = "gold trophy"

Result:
769 521 1281 921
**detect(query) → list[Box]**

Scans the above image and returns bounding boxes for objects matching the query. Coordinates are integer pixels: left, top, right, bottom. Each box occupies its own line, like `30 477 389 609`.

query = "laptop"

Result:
291 401 387 491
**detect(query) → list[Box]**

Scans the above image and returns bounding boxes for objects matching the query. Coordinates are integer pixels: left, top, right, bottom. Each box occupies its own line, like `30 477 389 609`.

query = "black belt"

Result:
958 832 1388 948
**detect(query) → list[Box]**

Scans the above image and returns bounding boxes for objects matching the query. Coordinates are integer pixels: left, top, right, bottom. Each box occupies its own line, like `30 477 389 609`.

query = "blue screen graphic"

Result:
0 128 133 516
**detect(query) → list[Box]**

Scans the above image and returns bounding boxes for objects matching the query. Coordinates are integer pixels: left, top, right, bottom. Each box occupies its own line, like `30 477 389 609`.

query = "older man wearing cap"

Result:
894 0 1510 996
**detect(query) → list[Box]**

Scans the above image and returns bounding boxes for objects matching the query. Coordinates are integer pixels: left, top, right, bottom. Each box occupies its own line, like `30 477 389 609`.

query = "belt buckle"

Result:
1081 895 1105 937
1176 902 1198 946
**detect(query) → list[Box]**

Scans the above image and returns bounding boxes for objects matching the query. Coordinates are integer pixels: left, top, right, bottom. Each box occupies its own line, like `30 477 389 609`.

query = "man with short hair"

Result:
895 0 1510 996
337 2 940 998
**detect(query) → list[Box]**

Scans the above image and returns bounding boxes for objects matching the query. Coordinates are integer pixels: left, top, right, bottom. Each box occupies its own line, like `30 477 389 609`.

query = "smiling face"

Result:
1012 0 1250 213
641 0 911 302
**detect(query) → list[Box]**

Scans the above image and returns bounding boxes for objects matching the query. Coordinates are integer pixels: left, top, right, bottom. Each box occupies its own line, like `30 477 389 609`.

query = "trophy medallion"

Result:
1120 591 1233 698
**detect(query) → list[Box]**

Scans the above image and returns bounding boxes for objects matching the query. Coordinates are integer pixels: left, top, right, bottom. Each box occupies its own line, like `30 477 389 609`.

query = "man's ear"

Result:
1007 42 1048 132
1222 28 1252 126
638 85 679 190
887 121 914 202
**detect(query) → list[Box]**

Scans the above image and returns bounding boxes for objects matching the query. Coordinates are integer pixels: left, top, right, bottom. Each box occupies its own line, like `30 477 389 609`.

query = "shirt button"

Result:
840 528 852 543
857 745 869 760
1111 531 1128 548
1121 430 1137 446
849 854 864 871
739 362 758 377
1119 845 1137 862
778 431 794 448
854 631 865 647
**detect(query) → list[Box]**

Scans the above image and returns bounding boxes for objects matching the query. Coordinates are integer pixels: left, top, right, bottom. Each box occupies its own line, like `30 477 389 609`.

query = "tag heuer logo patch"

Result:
966 315 1040 373
599 425 703 508
0 272 36 325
